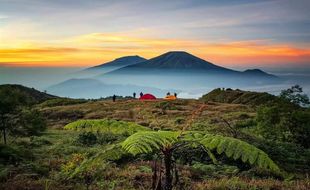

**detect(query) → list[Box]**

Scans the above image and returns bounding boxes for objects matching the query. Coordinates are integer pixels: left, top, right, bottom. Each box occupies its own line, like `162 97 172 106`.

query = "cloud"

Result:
0 32 309 67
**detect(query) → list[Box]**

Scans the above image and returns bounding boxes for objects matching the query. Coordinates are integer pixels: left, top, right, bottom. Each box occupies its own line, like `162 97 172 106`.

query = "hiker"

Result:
133 92 136 98
112 94 116 102
174 93 177 97
140 92 143 98
167 92 170 96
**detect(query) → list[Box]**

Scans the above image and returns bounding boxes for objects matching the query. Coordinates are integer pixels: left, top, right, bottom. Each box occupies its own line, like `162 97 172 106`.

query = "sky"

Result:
0 0 310 69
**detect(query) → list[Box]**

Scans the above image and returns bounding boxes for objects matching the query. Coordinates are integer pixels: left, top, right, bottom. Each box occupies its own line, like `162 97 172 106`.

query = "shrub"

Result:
174 117 185 125
97 132 122 144
191 163 239 179
15 109 47 136
30 136 52 147
76 132 97 146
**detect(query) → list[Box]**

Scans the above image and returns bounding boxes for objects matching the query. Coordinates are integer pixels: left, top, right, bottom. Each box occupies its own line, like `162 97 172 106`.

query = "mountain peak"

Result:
243 69 266 74
113 55 144 61
130 51 224 70
89 55 147 70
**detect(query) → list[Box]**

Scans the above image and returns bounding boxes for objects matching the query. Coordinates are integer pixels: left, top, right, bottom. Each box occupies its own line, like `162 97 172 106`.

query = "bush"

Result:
30 136 52 147
15 109 47 136
97 132 122 144
191 163 239 179
256 105 310 148
76 132 97 146
175 117 185 125
0 144 29 164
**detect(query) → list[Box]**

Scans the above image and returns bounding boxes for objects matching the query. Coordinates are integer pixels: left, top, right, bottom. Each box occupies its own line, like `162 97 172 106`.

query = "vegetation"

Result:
200 88 279 105
0 84 309 189
122 131 280 190
64 119 150 135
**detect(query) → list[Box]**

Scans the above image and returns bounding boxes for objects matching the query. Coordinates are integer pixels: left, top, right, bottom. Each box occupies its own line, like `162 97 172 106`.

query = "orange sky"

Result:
1 33 309 68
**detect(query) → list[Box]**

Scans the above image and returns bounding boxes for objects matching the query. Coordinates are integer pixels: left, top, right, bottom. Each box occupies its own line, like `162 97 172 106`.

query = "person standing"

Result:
112 94 116 102
133 92 136 98
140 92 143 98
174 93 177 97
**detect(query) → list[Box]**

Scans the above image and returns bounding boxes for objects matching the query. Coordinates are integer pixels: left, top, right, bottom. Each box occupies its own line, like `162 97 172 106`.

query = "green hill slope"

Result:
0 84 57 104
200 88 278 105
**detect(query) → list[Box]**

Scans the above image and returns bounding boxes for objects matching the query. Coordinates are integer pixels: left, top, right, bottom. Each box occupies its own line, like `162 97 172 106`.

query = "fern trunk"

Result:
163 149 173 190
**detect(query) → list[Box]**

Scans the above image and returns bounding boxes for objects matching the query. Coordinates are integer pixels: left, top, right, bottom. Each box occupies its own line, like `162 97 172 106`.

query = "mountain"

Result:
90 55 146 70
96 51 280 90
74 55 147 79
0 84 57 104
104 51 236 73
47 78 173 99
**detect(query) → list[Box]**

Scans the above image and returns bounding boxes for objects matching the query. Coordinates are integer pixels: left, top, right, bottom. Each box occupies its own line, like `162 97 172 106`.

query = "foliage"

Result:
155 101 177 111
64 119 150 135
0 84 55 105
122 130 281 190
122 131 280 173
256 105 310 148
200 88 278 105
280 85 310 106
0 144 25 164
0 86 48 144
76 132 97 146
191 162 239 178
194 177 310 190
14 109 47 136
174 117 185 125
39 98 87 107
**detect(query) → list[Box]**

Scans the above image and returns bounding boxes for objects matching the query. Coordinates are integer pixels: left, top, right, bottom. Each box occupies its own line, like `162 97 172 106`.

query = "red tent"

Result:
139 93 156 100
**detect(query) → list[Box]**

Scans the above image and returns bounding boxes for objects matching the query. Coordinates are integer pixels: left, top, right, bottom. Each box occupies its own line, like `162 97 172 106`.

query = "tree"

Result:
122 131 280 190
0 88 27 144
280 85 310 106
0 87 45 144
13 109 47 137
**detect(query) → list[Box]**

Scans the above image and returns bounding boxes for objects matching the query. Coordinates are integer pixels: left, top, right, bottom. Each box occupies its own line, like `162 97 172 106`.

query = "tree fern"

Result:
122 131 280 173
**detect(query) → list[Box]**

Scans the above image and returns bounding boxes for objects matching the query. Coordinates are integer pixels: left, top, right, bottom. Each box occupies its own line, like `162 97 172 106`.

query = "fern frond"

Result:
64 119 149 135
121 131 180 155
69 144 125 179
198 134 280 173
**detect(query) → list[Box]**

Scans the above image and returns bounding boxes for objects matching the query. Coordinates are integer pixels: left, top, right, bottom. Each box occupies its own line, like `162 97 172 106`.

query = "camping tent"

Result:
139 93 156 100
164 95 177 100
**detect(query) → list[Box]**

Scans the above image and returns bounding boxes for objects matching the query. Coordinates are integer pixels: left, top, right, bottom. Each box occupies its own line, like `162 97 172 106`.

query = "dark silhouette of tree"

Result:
280 85 309 106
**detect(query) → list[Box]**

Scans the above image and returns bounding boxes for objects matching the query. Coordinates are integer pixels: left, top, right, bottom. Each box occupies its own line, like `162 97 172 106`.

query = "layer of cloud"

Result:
1 33 309 67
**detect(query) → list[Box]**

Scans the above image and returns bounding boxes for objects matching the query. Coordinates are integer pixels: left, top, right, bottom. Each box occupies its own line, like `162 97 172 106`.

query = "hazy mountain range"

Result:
47 51 282 99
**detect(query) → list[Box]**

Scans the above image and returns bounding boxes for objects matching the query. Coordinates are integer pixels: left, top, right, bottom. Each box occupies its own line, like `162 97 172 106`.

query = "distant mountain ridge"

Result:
94 51 279 89
104 51 237 74
48 51 281 98
87 55 146 72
